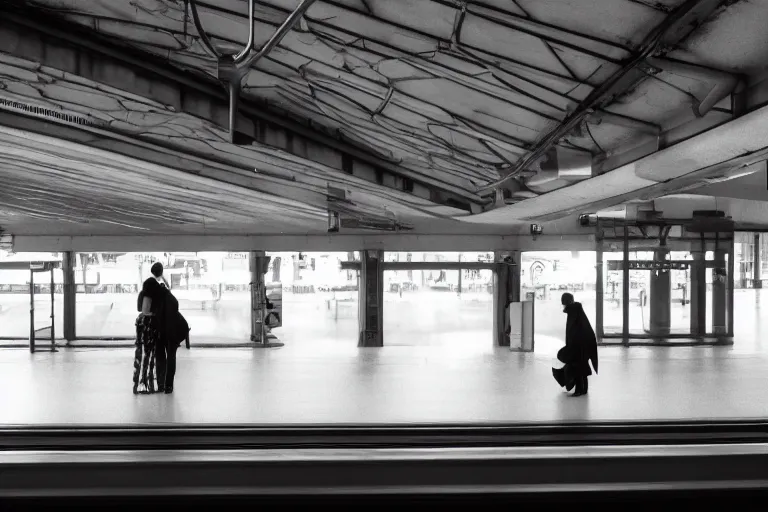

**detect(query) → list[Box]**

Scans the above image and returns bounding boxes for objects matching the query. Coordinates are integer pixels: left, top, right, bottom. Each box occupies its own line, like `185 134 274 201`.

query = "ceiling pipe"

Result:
477 0 731 196
188 0 319 143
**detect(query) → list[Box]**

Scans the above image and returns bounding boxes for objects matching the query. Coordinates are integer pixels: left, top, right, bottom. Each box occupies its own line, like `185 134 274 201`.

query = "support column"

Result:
753 233 761 288
493 251 518 347
62 251 76 341
358 250 383 347
649 248 671 337
250 251 283 347
595 243 604 341
249 250 264 343
690 251 706 337
712 248 728 335
727 242 735 337
622 226 630 344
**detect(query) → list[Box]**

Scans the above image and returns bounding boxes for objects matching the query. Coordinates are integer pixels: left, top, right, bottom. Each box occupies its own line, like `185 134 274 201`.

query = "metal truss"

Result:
188 0 318 143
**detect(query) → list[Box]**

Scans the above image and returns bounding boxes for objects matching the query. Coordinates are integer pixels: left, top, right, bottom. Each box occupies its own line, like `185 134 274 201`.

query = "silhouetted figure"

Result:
552 292 598 397
134 262 188 394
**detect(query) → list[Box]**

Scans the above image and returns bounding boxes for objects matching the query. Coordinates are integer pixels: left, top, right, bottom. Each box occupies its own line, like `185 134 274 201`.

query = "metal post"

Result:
510 252 521 303
595 238 604 342
29 268 35 353
690 251 706 337
358 250 383 347
753 233 761 288
62 251 76 341
457 254 462 296
649 248 671 337
712 246 728 336
728 238 735 337
493 251 515 347
622 225 630 345
249 250 262 344
50 266 55 350
249 251 283 348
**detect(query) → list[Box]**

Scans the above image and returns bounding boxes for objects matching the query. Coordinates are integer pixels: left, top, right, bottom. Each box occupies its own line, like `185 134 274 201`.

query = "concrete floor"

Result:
1 340 767 426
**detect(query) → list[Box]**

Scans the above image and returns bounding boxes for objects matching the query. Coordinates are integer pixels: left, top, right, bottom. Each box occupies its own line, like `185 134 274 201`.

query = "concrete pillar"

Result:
649 248 671 336
249 250 281 346
595 244 604 341
712 249 728 335
689 252 706 336
493 251 518 347
754 233 761 288
249 250 264 343
358 250 383 347
62 251 76 341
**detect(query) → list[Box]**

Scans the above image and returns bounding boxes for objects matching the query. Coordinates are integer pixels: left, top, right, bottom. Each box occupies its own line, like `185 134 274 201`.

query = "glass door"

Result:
602 250 624 335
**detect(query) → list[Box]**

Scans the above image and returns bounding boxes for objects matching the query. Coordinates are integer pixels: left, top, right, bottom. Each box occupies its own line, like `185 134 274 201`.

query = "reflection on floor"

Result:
1 341 767 426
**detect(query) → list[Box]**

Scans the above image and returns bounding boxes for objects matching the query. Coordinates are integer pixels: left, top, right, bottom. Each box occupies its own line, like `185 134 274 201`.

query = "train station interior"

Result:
2 0 768 502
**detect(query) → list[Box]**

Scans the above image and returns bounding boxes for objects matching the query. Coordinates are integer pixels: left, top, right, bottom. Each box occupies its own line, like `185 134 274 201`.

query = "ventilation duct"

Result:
340 218 413 231
0 98 102 127
525 146 593 190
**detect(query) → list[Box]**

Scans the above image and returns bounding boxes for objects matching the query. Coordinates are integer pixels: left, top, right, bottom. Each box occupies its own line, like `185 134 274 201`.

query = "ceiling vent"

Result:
0 98 103 127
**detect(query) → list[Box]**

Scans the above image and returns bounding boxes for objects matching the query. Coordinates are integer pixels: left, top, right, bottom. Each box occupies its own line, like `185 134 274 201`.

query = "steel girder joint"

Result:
188 0 319 143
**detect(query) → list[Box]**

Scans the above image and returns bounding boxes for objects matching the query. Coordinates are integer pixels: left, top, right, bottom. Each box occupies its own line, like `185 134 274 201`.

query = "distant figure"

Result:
552 293 598 397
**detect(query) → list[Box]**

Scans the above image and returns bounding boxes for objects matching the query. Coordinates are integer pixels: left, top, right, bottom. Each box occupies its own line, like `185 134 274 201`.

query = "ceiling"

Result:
1 0 768 237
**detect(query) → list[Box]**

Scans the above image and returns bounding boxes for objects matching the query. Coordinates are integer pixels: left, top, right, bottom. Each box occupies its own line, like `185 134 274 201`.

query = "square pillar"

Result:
358 250 383 347
689 251 706 336
712 248 728 335
250 250 282 347
493 251 518 347
62 251 76 341
753 234 761 288
649 248 671 336
595 243 604 341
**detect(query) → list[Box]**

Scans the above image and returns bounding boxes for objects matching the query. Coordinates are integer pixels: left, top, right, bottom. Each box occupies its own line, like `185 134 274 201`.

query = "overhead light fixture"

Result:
327 210 340 233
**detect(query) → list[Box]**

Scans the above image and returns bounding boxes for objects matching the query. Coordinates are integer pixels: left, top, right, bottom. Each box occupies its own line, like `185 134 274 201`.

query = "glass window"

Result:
602 250 624 336
265 252 359 347
383 267 494 347
521 251 596 354
384 251 494 263
75 252 251 343
0 251 63 339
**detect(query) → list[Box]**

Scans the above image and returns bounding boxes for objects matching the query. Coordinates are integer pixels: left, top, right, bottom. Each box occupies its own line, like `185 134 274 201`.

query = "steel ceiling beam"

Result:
477 0 732 195
0 2 482 205
188 0 319 142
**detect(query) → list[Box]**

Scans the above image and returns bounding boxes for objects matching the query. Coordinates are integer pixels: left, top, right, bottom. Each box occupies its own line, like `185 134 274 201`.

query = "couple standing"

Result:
133 262 189 394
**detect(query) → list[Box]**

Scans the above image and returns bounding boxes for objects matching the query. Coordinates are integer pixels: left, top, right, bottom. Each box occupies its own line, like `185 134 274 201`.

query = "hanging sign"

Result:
607 260 690 271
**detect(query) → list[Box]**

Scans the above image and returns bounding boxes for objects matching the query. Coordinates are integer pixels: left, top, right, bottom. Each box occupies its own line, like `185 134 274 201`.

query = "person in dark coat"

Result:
135 262 187 394
552 293 598 397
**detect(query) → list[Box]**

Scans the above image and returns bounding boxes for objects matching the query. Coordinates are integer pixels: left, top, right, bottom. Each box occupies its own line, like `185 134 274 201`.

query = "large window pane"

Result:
521 251 596 354
266 252 359 347
602 250 624 335
75 252 250 343
385 251 493 263
0 251 63 339
626 251 693 336
383 267 494 347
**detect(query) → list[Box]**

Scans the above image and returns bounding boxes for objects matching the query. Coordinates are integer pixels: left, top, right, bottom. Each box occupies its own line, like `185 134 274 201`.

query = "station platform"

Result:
1 340 767 427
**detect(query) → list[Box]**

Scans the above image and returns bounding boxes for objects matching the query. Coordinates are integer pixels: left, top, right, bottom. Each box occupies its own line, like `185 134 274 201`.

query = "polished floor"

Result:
1 338 767 426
